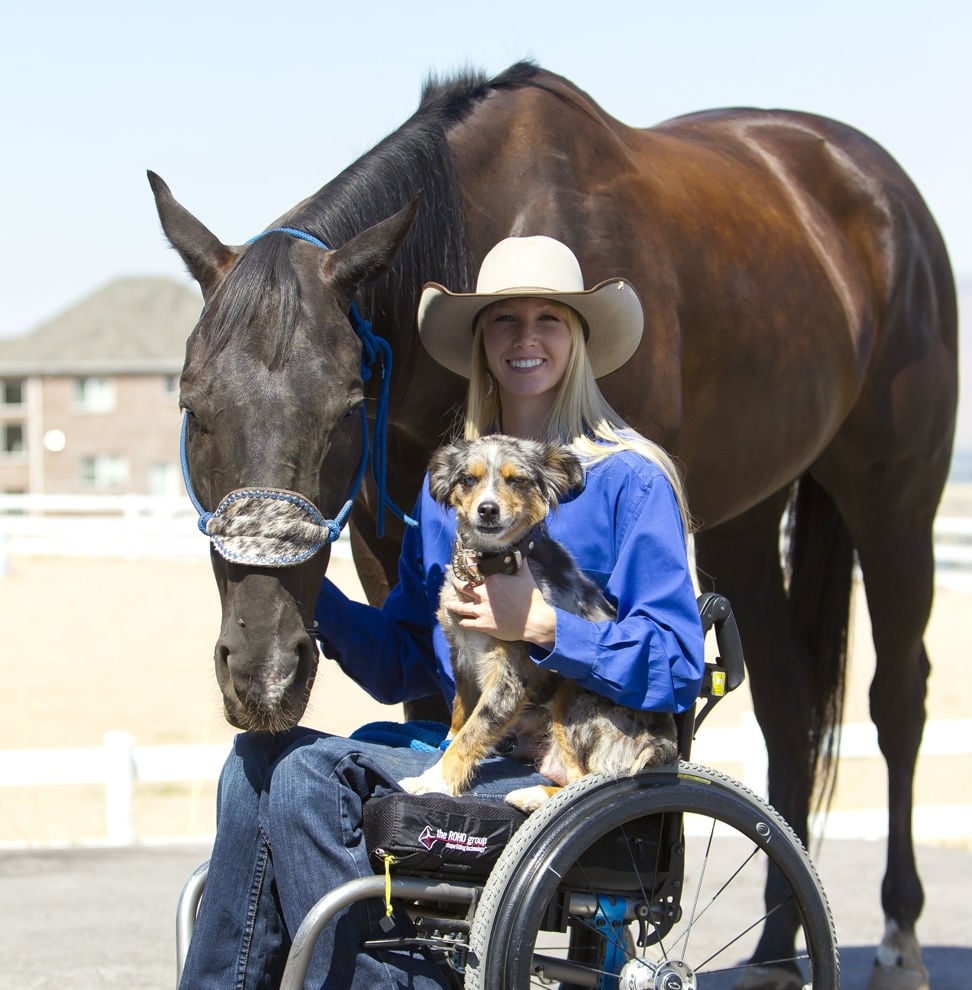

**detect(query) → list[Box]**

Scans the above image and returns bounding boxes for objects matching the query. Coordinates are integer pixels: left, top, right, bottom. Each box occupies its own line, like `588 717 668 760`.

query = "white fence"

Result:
1 718 969 847
0 493 205 562
0 493 354 566
0 494 966 580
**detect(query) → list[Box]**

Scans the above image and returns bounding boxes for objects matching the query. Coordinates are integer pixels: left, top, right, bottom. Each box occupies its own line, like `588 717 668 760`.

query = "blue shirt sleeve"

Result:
536 454 705 713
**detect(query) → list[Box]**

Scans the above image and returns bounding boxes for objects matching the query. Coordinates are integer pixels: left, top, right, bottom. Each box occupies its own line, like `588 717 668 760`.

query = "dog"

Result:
398 435 677 812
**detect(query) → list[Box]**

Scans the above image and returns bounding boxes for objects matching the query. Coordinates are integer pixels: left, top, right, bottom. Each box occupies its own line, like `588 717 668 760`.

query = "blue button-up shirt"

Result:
316 449 704 713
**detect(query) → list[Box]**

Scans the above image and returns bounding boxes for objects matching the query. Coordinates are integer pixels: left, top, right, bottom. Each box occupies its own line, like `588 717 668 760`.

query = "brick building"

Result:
0 277 201 495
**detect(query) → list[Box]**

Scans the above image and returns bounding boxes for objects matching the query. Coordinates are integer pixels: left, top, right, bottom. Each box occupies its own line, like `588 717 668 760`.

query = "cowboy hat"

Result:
417 236 643 378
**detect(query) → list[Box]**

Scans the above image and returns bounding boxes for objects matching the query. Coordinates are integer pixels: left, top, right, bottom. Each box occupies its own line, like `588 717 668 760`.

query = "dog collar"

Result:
452 524 547 584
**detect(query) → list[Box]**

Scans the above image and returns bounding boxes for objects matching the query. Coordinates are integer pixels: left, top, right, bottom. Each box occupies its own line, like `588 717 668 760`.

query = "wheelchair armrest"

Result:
697 592 746 694
686 593 747 741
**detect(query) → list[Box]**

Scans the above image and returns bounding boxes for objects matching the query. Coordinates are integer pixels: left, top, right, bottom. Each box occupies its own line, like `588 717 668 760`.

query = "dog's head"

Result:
428 436 584 550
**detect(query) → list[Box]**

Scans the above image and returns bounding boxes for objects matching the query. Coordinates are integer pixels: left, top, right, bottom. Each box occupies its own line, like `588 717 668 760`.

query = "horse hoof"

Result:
867 924 929 990
866 965 929 990
734 964 804 990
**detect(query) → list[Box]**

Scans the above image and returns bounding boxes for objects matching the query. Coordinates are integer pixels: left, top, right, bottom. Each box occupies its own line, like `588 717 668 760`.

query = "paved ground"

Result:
1 837 969 989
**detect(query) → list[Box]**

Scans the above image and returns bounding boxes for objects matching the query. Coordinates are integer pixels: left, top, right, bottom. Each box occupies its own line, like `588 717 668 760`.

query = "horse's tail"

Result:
783 473 854 810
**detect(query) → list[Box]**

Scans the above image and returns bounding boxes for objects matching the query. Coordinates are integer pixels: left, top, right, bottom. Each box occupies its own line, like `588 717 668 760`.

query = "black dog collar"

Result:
452 524 547 584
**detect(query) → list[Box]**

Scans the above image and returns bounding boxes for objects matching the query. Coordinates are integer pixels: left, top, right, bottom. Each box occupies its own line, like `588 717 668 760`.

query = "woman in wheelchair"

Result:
179 237 705 990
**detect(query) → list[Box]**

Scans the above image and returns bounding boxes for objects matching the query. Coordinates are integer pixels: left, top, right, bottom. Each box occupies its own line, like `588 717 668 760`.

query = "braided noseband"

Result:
180 226 417 568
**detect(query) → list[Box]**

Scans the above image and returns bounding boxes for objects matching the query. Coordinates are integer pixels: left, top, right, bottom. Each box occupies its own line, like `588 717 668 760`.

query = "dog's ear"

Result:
428 443 463 504
540 445 585 506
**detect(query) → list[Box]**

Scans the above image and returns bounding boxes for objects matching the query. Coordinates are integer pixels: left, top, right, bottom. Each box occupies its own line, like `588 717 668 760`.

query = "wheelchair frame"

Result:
176 594 839 989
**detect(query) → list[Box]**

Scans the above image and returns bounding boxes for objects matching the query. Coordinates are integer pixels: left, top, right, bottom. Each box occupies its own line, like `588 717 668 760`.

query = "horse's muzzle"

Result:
212 568 322 732
216 628 320 733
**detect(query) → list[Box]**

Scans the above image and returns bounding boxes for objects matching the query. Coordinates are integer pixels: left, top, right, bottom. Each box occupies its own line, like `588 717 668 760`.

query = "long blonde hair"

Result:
462 301 694 534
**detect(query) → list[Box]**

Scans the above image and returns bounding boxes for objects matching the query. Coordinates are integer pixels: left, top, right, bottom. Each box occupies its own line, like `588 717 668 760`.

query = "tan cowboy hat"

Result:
417 236 644 379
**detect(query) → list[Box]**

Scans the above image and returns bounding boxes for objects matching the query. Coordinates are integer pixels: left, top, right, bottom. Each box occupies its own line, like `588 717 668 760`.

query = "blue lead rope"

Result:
182 226 417 543
352 301 417 536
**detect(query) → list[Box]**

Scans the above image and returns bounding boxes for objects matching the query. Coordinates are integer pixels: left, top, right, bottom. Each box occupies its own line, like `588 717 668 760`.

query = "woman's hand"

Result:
446 564 556 648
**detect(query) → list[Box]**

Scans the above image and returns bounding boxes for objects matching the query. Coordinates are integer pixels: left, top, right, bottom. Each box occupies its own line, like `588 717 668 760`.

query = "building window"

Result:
79 454 130 489
148 461 181 496
2 380 24 405
73 377 116 413
1 422 25 455
162 375 179 399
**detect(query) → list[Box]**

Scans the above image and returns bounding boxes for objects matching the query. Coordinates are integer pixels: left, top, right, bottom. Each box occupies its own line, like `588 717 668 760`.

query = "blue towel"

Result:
349 719 451 752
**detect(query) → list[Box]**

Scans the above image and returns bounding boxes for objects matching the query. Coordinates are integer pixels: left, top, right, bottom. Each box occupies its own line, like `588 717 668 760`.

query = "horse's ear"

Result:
147 171 238 298
320 196 421 303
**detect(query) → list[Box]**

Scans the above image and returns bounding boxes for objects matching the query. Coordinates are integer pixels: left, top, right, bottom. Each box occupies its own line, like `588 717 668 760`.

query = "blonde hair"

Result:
463 302 694 534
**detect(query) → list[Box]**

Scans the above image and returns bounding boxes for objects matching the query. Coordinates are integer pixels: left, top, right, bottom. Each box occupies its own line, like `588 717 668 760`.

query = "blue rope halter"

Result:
180 226 417 564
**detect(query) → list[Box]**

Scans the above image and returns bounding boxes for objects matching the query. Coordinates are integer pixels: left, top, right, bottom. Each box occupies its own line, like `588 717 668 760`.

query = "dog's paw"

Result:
505 784 560 813
399 764 451 796
397 775 426 794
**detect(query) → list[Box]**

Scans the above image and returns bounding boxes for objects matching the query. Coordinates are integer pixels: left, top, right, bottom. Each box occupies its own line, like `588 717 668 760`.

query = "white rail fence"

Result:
1 717 969 847
0 495 967 584
0 493 354 567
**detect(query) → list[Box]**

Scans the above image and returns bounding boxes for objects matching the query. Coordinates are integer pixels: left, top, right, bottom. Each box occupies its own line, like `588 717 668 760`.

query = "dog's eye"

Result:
459 473 477 488
507 475 531 488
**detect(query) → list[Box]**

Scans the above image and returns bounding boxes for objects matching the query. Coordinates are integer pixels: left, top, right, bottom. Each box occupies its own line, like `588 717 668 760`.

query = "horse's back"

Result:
476 70 953 316
450 73 957 521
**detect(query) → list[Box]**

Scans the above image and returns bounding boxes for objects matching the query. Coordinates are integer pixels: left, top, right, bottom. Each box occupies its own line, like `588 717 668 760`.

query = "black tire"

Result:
464 763 838 989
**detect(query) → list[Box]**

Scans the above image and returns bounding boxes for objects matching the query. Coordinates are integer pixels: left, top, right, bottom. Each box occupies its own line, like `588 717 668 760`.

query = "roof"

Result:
0 277 201 376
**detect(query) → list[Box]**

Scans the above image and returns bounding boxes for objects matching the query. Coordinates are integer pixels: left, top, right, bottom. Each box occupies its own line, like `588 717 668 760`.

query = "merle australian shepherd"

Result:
399 435 677 812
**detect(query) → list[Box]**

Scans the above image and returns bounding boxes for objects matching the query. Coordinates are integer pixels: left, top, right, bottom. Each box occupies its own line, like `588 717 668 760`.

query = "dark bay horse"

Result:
150 62 957 990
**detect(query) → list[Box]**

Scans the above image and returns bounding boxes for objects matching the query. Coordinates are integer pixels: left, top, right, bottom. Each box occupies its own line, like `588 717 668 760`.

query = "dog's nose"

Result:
477 500 500 524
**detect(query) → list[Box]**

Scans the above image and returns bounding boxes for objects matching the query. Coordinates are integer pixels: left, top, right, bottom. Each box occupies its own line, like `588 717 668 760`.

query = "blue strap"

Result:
180 413 213 535
348 303 418 536
247 226 329 249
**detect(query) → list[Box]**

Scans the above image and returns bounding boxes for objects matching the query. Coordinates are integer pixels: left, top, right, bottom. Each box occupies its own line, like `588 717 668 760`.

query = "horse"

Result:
149 62 957 990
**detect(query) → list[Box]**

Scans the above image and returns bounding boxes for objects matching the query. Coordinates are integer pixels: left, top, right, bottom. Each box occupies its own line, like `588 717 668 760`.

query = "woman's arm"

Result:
537 466 704 712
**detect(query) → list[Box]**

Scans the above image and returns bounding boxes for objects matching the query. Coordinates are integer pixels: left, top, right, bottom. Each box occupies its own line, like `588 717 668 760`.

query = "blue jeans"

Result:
179 728 551 989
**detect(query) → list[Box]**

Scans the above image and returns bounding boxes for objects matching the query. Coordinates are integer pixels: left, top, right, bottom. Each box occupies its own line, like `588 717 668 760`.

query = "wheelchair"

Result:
176 593 839 989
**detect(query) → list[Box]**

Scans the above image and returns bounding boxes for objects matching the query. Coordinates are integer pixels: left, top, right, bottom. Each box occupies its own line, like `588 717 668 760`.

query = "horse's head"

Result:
148 172 417 732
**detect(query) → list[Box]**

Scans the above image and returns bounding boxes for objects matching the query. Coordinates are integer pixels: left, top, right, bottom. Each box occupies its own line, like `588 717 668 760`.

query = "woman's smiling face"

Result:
481 297 573 406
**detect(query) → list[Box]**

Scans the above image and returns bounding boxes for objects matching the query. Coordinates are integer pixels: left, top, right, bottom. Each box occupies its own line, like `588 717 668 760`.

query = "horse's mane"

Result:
199 62 542 367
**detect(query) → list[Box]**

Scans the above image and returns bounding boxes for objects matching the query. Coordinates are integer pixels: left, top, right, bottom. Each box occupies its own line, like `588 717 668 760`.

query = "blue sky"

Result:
1 0 967 338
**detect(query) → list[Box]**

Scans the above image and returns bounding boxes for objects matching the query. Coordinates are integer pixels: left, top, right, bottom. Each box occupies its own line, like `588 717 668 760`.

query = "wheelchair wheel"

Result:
464 763 838 989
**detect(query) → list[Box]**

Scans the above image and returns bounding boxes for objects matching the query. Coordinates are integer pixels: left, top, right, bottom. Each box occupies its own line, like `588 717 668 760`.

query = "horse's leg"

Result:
696 490 815 990
818 464 938 990
348 516 394 606
861 541 930 990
